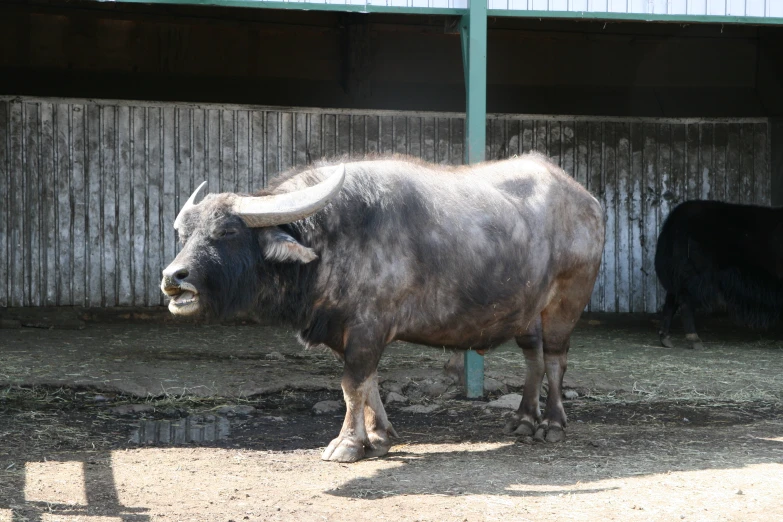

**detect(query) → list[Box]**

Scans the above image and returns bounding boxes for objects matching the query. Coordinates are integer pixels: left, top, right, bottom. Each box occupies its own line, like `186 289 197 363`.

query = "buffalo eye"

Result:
215 228 238 239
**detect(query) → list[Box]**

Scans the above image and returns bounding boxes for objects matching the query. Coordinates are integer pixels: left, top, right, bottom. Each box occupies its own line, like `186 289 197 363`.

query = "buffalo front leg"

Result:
364 376 399 458
505 317 544 437
322 335 388 463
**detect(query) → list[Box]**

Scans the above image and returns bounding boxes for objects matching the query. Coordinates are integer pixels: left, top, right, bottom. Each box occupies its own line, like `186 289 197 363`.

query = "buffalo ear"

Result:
260 228 317 264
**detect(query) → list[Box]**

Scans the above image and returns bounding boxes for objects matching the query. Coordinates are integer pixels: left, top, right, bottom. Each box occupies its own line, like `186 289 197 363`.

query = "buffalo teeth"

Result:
173 291 196 304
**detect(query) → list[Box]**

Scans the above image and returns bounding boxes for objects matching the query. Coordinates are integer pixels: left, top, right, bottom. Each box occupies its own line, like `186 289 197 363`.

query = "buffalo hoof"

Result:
365 427 396 459
685 334 703 350
504 414 538 436
659 334 674 348
533 423 565 443
322 436 365 463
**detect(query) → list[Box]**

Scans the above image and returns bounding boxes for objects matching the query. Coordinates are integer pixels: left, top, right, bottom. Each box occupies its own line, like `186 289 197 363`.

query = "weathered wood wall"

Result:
0 97 770 311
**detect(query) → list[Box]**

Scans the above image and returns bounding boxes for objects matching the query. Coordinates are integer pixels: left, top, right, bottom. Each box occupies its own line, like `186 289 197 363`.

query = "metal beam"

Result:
460 0 487 399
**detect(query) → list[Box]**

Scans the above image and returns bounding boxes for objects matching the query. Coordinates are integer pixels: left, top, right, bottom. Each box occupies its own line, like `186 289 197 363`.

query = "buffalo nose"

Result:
162 266 189 285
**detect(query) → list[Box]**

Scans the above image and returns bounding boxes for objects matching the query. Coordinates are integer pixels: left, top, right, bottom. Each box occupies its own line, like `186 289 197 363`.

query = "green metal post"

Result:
460 0 487 399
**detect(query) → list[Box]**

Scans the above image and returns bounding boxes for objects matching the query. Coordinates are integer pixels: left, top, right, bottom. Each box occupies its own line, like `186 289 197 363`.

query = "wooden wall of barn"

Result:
0 97 771 312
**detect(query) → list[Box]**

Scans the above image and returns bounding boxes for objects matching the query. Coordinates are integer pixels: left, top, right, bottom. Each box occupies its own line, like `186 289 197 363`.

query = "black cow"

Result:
655 200 783 349
160 154 605 462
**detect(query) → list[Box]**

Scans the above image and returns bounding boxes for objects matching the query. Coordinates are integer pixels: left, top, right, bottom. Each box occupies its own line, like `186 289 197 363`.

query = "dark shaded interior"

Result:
2 0 783 118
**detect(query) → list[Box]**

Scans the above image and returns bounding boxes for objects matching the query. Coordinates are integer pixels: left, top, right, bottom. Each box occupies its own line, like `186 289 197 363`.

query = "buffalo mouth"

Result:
162 282 200 315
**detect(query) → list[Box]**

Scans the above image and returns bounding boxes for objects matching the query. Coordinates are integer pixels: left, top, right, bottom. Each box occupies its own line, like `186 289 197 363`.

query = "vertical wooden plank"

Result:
436 117 450 164
588 122 603 311
221 110 237 192
670 124 686 209
322 113 337 160
700 124 714 200
279 112 293 176
365 115 379 156
630 122 644 313
9 102 24 306
265 111 281 183
521 119 534 155
393 115 407 155
26 103 43 306
131 106 147 307
712 123 728 202
101 105 117 306
0 102 5 304
534 120 547 155
176 107 193 219
739 123 755 203
69 109 86 306
237 110 251 193
488 118 505 160
602 123 617 313
506 119 521 158
207 108 221 193
754 123 769 205
85 104 102 306
116 105 132 306
337 114 351 156
656 124 672 308
561 121 575 178
408 117 422 159
39 102 55 306
0 102 9 306
642 122 658 313
147 107 163 306
574 121 589 188
616 122 631 313
55 103 73 305
307 112 323 167
685 123 701 201
548 121 562 167
250 111 265 189
451 118 464 165
160 106 176 305
669 123 687 234
727 123 741 203
422 117 435 162
293 112 307 167
190 108 206 203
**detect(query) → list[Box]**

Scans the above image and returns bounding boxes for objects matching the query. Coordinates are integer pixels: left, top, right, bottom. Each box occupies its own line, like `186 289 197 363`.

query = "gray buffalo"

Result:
161 154 605 462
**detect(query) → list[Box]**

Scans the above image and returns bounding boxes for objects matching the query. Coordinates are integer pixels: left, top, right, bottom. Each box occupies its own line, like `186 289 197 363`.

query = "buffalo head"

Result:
160 165 345 318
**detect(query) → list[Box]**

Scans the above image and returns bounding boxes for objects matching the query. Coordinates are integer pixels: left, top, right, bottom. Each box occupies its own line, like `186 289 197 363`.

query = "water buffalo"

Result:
655 200 783 349
161 154 605 462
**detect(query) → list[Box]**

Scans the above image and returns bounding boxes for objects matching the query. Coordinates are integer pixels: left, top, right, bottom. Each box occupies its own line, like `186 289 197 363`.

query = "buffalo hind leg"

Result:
534 274 597 443
505 317 544 437
322 333 391 463
659 292 678 348
680 297 704 350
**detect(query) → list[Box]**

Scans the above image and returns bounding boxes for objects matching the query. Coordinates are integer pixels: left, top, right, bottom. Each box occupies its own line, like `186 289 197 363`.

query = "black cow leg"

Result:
322 333 386 463
506 317 544 437
680 298 704 349
659 292 678 348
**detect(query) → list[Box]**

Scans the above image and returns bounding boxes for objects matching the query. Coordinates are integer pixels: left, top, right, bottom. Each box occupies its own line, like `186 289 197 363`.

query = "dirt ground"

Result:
1 313 782 522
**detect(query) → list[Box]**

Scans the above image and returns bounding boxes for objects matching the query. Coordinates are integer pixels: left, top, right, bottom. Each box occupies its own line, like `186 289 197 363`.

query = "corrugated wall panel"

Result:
272 0 779 19
0 97 770 311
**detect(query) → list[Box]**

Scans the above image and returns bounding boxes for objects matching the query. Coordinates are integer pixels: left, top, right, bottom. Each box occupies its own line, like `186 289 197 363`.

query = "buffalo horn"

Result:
173 180 208 230
234 164 346 227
